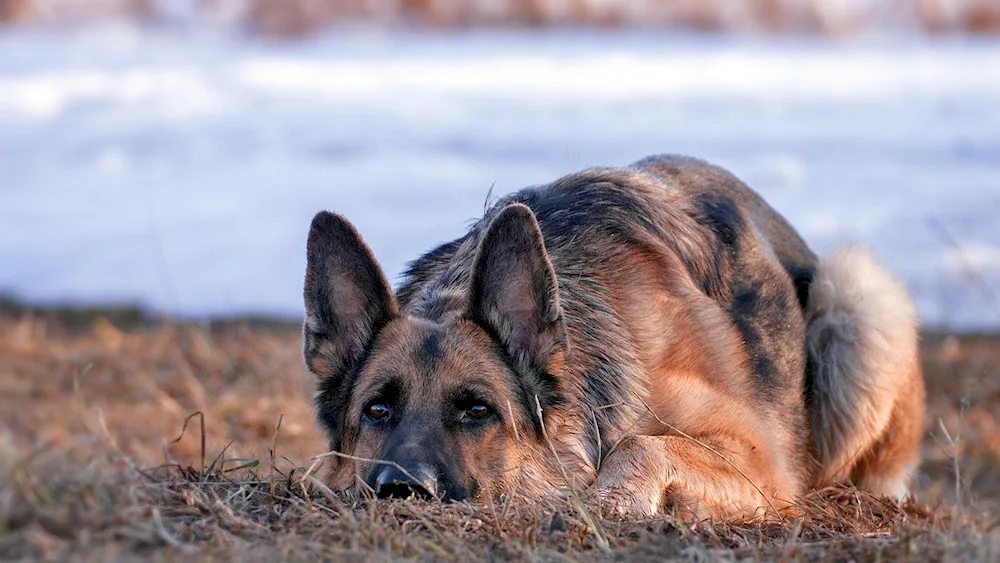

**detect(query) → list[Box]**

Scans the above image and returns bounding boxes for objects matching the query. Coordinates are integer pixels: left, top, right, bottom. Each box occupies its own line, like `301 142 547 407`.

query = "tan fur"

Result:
595 431 794 521
591 244 800 520
850 365 925 499
806 245 925 497
325 317 565 498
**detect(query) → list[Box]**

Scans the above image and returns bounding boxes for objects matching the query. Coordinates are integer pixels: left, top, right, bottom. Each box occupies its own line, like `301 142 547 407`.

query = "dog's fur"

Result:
302 154 925 520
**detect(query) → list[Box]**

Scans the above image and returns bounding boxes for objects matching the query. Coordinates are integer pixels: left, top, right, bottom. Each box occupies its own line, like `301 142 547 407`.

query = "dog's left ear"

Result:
467 204 567 383
303 211 398 382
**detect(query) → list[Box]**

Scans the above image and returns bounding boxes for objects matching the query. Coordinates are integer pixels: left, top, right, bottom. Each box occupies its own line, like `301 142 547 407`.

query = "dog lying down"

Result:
301 154 924 520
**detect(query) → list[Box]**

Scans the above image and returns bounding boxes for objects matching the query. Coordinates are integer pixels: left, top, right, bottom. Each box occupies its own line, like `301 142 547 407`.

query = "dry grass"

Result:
2 310 999 561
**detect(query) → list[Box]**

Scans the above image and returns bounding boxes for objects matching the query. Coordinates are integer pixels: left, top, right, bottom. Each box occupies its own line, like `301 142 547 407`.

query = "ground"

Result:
1 309 999 561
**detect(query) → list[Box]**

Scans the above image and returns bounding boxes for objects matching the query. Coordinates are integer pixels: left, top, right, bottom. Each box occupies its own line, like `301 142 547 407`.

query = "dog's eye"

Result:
365 402 391 421
466 403 492 420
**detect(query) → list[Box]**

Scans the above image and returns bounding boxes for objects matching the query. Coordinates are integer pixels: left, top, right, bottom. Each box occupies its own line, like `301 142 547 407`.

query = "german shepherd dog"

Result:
302 155 925 520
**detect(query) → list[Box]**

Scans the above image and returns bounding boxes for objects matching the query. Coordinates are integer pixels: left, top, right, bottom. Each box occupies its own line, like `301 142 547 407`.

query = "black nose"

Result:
374 465 437 500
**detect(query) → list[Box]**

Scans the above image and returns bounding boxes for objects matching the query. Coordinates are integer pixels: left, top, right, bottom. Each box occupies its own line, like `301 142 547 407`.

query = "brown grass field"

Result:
2 307 999 561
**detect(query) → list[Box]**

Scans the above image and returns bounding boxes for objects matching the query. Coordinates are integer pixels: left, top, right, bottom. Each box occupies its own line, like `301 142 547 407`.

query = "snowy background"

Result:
1 26 998 330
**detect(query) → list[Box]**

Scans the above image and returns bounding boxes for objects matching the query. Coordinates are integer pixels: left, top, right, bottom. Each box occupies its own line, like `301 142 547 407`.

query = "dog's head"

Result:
302 204 568 502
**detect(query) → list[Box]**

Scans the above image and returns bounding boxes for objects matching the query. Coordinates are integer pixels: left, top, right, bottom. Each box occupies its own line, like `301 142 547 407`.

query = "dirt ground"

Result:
1 309 999 561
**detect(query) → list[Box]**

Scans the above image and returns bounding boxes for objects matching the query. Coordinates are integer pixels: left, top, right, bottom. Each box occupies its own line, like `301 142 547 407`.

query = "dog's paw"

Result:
588 435 678 519
587 482 663 520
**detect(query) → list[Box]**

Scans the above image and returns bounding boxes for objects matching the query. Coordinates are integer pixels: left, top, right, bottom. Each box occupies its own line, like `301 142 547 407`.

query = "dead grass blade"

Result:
170 411 206 473
534 395 610 552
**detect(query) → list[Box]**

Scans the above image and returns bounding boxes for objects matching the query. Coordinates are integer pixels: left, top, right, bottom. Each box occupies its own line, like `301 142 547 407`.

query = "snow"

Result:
1 27 998 330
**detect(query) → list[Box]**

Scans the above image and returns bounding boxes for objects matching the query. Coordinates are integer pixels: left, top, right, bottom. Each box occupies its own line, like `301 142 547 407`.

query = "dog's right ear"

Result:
303 211 398 381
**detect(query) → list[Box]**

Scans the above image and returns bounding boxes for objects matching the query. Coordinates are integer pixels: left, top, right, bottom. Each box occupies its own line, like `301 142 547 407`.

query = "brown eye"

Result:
467 403 491 420
365 402 391 421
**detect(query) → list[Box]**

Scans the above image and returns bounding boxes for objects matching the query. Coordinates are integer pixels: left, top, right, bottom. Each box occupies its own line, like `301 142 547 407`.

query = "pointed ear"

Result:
467 204 566 382
303 211 398 381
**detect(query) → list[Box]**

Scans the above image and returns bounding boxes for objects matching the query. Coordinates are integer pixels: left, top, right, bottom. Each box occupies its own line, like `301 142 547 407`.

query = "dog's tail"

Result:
805 245 925 499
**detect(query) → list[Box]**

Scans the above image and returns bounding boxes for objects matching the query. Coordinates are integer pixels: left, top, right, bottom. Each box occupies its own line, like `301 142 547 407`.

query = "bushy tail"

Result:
805 245 924 499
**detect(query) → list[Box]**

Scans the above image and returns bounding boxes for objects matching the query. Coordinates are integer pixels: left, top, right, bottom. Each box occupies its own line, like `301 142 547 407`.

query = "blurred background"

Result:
1 0 998 330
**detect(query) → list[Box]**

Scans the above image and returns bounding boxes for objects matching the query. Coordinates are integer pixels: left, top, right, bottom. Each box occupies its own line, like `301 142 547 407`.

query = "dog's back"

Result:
634 155 923 500
634 155 817 307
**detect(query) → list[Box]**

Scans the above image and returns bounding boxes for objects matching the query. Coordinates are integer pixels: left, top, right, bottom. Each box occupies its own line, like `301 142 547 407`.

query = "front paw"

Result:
587 481 663 520
588 435 677 519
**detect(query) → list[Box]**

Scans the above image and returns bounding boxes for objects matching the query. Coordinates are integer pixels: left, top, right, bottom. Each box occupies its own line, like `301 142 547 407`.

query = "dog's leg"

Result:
806 245 925 499
593 432 793 521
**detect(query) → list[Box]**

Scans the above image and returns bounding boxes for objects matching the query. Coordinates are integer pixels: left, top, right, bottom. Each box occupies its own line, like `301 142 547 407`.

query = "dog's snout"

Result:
374 465 437 500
